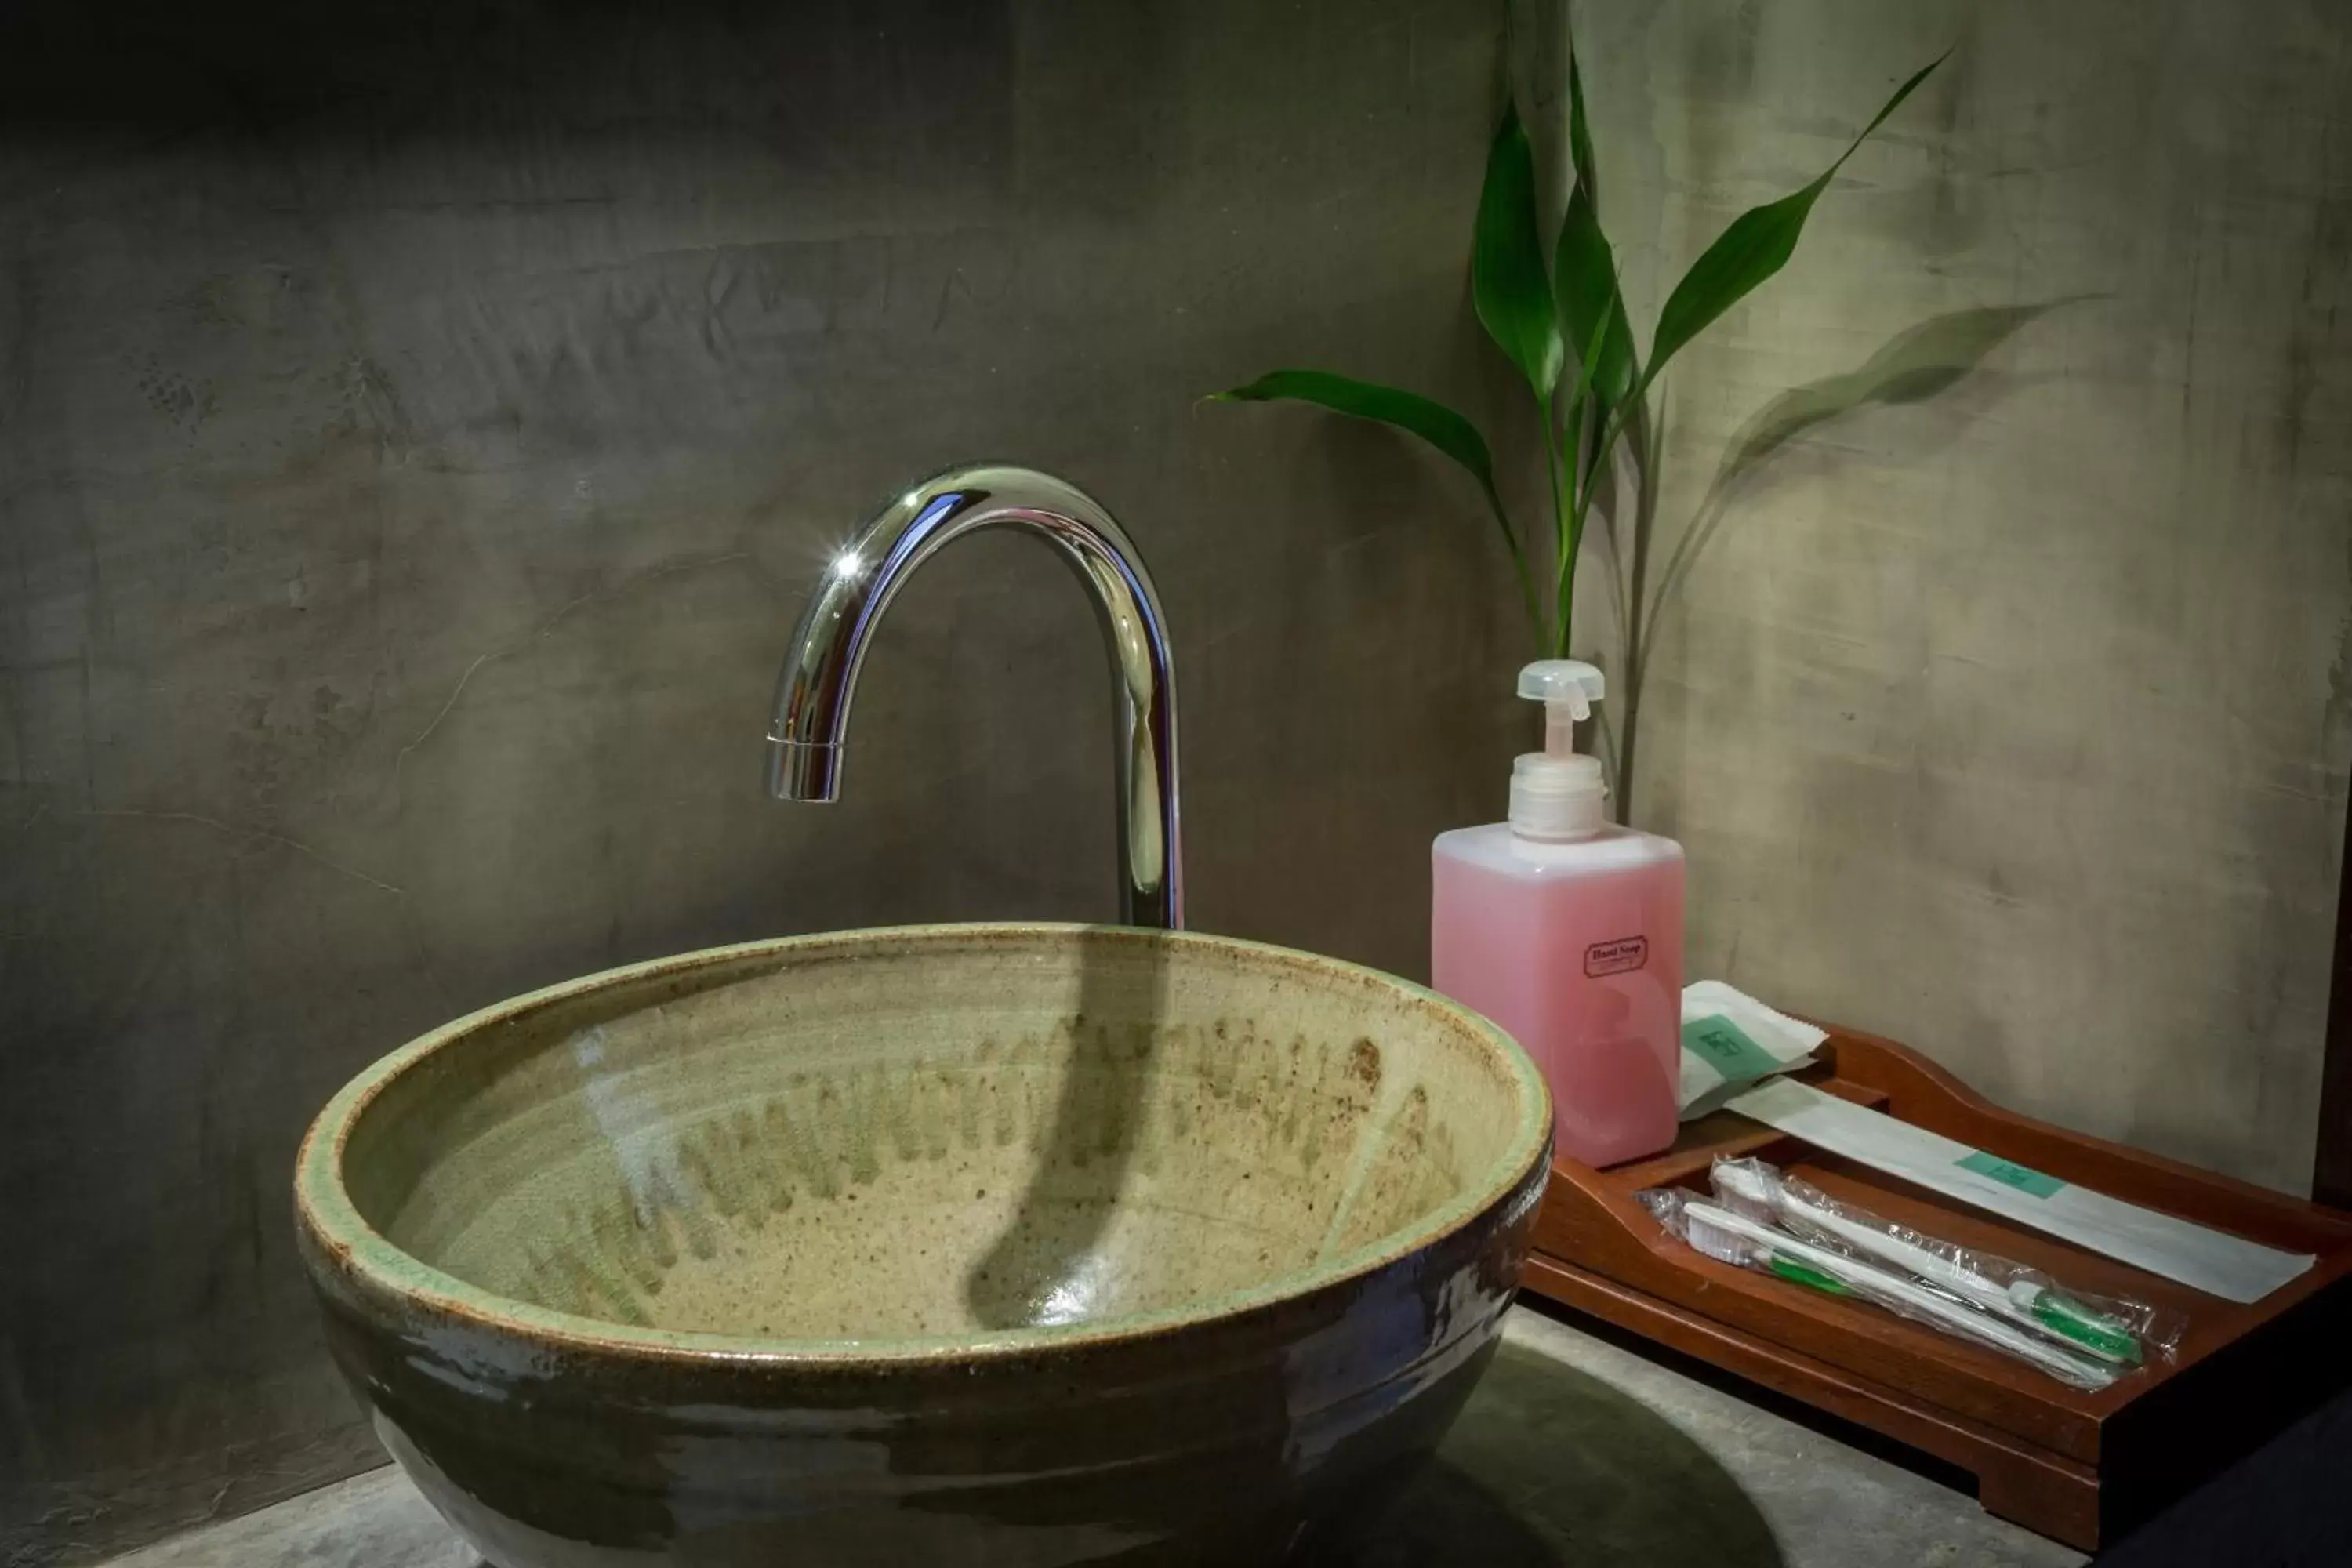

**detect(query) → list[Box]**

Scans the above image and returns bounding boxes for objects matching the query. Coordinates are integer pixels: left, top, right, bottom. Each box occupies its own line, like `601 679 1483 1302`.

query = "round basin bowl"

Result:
295 924 1552 1566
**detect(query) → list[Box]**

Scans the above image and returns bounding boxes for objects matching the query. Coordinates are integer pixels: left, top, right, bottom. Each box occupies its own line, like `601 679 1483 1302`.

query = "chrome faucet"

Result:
767 464 1184 930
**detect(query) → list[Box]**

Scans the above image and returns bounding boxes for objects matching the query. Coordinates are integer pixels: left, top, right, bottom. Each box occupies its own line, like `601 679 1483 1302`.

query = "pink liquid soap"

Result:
1430 662 1685 1167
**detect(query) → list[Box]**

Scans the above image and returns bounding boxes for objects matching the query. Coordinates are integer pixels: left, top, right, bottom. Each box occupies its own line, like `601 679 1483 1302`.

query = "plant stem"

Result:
1537 393 1572 657
1561 397 1633 665
1617 390 1665 821
1553 302 1624 661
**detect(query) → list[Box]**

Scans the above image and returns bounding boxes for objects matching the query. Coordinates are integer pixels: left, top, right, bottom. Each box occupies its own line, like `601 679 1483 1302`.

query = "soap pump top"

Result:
1510 659 1606 840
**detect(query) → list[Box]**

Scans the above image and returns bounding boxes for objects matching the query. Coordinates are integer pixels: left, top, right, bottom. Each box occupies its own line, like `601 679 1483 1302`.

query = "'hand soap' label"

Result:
1584 936 1648 976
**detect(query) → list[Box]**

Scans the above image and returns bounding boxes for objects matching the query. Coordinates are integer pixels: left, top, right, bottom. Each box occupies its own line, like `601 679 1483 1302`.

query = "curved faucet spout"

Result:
767 464 1184 930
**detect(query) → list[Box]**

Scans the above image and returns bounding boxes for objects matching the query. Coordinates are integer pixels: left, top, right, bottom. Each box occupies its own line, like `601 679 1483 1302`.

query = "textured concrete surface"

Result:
94 1308 2083 1568
0 2 1534 1559
6 0 2348 1562
1555 0 2352 1195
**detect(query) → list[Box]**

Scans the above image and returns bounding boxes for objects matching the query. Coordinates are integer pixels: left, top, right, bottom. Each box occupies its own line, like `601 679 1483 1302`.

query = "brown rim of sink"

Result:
295 921 1554 1370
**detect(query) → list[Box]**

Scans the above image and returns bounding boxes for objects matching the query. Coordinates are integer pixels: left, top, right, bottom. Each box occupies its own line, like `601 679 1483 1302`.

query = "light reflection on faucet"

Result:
765 464 1184 930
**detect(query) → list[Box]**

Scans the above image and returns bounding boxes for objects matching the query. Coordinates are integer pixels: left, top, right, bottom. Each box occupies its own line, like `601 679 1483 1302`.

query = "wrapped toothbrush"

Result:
1639 1184 2125 1388
1704 1157 2183 1367
1641 1160 2186 1389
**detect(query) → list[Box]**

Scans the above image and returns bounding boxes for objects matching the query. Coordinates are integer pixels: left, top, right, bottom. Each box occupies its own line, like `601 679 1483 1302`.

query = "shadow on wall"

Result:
1338 1338 1784 1566
1614 299 2079 815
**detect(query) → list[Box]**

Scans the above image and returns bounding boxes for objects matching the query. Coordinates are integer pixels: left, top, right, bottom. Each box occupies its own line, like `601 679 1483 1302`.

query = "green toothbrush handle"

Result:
2029 1290 2142 1365
1767 1254 1854 1297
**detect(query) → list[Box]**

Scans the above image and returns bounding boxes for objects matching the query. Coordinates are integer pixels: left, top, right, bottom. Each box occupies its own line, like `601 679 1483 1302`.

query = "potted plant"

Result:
1210 44 1945 799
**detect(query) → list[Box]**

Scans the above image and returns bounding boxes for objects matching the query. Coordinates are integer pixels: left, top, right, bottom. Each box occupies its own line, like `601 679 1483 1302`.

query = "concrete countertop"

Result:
100 1305 2080 1568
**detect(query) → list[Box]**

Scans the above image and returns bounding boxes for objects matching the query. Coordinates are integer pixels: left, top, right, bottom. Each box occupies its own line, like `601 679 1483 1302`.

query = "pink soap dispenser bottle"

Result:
1432 661 1685 1167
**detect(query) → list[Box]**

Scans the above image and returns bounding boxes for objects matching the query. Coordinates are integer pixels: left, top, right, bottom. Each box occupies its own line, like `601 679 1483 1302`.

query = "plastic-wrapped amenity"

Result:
1639 1157 2185 1391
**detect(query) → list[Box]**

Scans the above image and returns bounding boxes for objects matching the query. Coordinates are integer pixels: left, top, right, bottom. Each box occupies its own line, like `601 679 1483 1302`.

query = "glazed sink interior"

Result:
334 924 1547 1345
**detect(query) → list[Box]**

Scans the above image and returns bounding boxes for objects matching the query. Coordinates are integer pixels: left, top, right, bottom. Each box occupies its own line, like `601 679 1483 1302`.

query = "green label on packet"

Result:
1957 1151 2067 1199
1681 1014 1781 1083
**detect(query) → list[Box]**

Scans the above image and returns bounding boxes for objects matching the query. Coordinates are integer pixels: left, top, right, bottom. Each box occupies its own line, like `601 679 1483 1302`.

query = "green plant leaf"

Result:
1642 51 1946 393
1567 52 1599 211
1555 54 1631 408
1472 102 1563 401
1555 278 1623 443
1210 369 1507 516
1209 368 1545 642
1555 187 1633 410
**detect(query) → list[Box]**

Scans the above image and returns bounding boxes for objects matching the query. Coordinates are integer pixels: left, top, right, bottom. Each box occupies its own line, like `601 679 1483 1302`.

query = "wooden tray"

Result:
1516 1025 2352 1552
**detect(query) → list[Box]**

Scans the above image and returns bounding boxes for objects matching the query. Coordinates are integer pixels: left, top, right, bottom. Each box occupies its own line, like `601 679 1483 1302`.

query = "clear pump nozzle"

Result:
1511 659 1607 840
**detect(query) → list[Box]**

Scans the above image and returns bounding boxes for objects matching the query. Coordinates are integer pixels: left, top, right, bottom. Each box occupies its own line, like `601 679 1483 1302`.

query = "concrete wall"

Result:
2 0 2347 1559
1559 0 2350 1196
0 2 1535 1558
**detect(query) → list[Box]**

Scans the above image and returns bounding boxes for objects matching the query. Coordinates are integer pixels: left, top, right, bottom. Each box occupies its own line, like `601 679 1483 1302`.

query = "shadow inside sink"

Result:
962 926 1174 1330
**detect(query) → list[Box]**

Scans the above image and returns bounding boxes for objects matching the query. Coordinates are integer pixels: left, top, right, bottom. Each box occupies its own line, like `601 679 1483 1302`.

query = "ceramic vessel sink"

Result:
296 924 1551 1566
